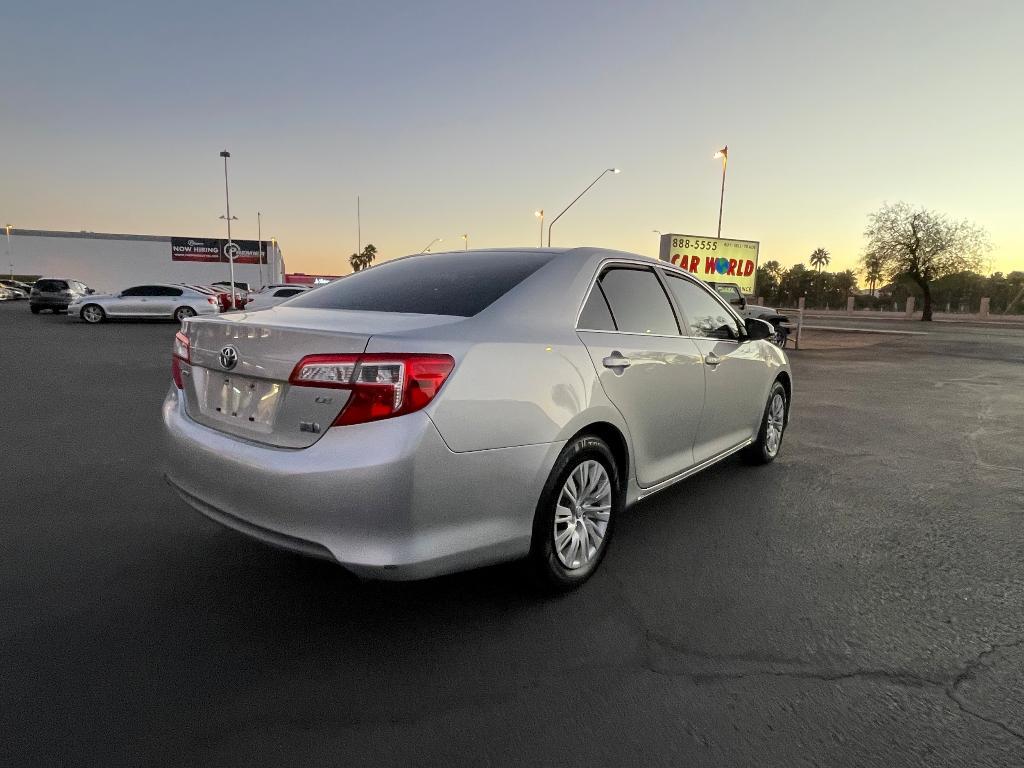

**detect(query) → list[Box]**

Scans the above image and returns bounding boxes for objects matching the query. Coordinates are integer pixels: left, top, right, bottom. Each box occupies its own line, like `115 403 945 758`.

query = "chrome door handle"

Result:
602 352 632 372
704 354 722 367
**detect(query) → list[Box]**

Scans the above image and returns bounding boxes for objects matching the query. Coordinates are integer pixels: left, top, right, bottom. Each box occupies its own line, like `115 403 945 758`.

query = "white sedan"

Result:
244 285 310 310
69 283 221 323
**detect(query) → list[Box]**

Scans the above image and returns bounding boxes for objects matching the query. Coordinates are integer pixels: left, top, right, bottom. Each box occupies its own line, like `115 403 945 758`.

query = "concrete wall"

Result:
3 229 285 293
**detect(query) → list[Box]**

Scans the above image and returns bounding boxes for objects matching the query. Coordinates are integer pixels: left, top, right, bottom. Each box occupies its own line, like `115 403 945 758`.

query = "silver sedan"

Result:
70 283 220 323
163 248 792 589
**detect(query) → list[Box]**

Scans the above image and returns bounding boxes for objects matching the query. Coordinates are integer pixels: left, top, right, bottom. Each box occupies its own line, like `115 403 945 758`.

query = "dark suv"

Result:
30 278 92 314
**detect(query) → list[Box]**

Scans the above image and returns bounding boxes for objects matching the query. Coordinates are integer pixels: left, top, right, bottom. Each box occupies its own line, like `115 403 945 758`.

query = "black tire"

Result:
30 305 40 314
174 306 196 322
529 435 622 591
81 304 105 324
743 380 789 465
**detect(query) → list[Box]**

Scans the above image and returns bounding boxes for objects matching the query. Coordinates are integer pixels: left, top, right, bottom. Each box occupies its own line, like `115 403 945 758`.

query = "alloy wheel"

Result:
765 392 786 456
553 459 612 570
82 305 103 323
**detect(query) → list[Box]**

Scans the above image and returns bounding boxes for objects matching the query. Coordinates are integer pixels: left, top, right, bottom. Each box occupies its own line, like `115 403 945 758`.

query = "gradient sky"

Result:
3 0 1022 276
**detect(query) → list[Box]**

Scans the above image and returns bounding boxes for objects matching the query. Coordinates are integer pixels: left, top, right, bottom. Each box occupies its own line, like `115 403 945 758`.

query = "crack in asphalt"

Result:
608 573 1024 744
947 638 1024 742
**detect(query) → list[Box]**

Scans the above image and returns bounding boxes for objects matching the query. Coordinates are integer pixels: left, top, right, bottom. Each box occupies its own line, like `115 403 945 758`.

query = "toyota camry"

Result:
162 248 791 589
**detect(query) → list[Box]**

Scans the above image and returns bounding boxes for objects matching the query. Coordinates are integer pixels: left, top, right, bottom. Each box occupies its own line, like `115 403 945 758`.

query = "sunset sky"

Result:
2 0 1021 276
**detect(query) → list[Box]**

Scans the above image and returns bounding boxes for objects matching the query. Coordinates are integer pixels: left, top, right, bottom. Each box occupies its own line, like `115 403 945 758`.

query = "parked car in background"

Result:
30 278 92 314
244 285 310 310
1 279 33 298
68 283 220 323
164 248 792 590
0 284 29 300
706 281 790 348
0 286 17 301
208 282 251 311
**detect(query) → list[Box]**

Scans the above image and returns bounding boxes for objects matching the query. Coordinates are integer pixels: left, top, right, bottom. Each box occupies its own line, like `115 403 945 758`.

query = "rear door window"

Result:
273 288 303 298
288 252 555 316
577 285 617 331
597 267 679 335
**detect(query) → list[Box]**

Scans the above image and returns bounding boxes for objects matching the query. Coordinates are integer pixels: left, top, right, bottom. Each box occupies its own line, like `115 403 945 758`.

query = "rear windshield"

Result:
35 280 68 292
287 252 555 316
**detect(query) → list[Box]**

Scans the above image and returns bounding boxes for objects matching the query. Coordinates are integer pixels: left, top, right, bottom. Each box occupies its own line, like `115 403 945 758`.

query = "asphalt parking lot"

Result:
2 302 1023 767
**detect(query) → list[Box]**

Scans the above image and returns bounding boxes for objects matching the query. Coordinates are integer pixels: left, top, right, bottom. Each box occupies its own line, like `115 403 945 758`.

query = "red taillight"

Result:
289 353 455 427
171 331 190 389
207 297 216 305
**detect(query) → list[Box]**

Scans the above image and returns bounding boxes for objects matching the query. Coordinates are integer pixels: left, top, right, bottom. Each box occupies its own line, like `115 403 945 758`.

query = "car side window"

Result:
713 284 743 306
163 287 184 297
120 286 145 296
576 284 616 331
598 267 679 335
666 275 741 341
274 288 302 298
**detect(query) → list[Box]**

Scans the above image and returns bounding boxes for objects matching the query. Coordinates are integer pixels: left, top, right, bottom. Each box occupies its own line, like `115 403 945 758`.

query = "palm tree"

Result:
349 243 378 272
863 253 884 297
809 248 831 273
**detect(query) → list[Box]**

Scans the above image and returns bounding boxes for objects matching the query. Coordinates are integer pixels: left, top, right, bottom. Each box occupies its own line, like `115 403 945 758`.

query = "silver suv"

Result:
29 278 92 314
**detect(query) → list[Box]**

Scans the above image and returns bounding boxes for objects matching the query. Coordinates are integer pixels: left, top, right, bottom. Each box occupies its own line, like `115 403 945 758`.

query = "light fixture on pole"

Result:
461 234 469 251
652 229 662 235
5 224 12 279
714 146 728 238
420 237 442 253
218 150 240 308
547 168 620 247
534 210 544 247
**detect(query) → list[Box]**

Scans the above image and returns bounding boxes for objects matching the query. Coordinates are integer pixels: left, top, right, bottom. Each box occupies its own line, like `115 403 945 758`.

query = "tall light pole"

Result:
271 237 278 282
461 234 468 251
534 210 544 247
5 224 12 279
714 146 728 238
420 237 442 253
218 150 239 308
547 168 620 247
256 211 264 289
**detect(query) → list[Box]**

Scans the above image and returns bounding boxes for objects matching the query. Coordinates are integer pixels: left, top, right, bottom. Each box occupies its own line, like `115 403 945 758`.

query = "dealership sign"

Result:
658 234 760 294
171 237 268 264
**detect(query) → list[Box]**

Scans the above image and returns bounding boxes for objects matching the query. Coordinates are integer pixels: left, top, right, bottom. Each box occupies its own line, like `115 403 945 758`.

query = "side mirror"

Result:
87 288 95 295
738 296 746 310
744 317 773 341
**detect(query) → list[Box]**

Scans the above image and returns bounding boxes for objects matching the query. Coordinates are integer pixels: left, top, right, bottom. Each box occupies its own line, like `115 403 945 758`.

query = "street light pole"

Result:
420 237 442 253
5 224 12 279
257 211 264 289
461 234 468 251
219 150 239 308
714 146 728 238
534 210 544 247
547 168 620 247
271 237 278 282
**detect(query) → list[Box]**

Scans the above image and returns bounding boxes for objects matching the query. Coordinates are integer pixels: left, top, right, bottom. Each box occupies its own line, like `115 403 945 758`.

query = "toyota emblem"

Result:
219 345 239 370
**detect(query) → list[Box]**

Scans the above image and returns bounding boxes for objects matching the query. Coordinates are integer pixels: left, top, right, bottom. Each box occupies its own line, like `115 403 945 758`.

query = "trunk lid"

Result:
180 307 459 448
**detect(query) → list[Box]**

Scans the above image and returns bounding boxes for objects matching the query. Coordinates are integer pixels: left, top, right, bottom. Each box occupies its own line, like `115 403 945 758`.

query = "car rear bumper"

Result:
31 297 71 309
162 388 561 579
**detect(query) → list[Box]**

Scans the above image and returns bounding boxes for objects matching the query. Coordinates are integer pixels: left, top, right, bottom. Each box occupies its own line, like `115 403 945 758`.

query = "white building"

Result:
3 228 285 293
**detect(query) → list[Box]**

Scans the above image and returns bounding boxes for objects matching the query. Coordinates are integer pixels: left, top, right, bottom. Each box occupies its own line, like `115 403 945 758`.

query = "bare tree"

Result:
809 248 831 272
862 202 989 321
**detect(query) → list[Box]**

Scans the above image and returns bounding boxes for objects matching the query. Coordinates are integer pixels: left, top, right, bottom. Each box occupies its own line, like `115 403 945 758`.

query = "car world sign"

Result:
171 237 268 264
658 234 760 295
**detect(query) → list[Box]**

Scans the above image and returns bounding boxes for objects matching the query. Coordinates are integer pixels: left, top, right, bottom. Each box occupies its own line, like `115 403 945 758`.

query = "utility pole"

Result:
5 225 12 279
219 150 239 308
257 211 264 289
